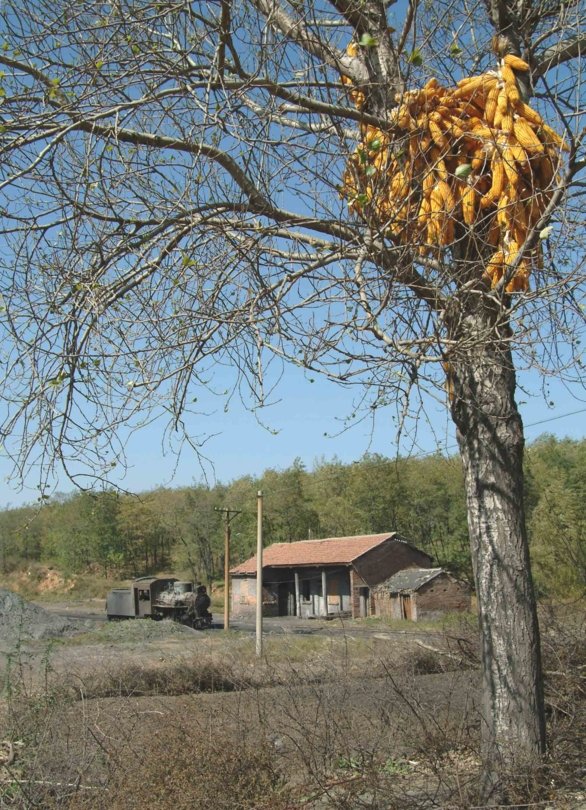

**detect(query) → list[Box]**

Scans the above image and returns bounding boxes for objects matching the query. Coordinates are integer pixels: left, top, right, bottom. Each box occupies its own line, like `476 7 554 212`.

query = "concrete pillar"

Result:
321 569 328 617
294 571 301 618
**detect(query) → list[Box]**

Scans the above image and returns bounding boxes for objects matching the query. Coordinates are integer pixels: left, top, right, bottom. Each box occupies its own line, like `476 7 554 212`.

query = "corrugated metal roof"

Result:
375 567 444 593
230 533 400 575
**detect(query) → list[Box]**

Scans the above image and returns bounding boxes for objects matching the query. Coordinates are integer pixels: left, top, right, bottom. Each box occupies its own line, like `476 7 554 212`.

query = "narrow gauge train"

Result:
106 577 212 629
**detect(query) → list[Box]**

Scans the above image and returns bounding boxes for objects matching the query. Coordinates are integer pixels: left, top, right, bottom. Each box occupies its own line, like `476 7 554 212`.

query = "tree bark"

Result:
448 301 546 799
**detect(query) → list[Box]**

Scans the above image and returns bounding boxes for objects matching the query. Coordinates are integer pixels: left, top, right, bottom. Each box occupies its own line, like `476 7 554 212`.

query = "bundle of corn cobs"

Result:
341 47 567 292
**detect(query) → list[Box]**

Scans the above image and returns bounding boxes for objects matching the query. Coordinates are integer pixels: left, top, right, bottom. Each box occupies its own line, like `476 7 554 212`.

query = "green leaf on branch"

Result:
359 33 378 48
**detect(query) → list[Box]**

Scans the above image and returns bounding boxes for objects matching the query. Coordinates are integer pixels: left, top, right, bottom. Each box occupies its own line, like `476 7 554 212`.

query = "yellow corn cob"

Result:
445 116 467 139
398 108 413 129
513 118 544 153
419 131 432 151
456 75 487 91
540 123 568 150
417 196 431 228
433 156 449 182
460 183 477 225
459 99 486 118
496 191 511 227
430 184 445 216
347 42 359 57
473 124 497 141
512 221 528 247
501 112 514 133
432 106 452 120
429 119 449 148
504 238 520 264
423 77 442 95
506 81 521 106
438 95 457 109
436 179 456 210
390 171 409 199
439 215 455 245
486 216 501 247
408 132 421 160
426 216 440 244
363 125 382 145
454 74 496 99
500 64 517 87
480 154 505 207
516 103 543 127
497 89 509 115
422 171 436 195
506 266 530 293
471 148 487 171
485 250 504 285
507 205 528 246
502 147 520 187
507 142 529 168
485 85 499 125
503 54 530 72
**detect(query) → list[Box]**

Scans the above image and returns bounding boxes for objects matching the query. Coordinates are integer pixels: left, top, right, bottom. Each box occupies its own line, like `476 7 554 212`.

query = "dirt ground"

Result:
2 590 584 808
0 589 483 804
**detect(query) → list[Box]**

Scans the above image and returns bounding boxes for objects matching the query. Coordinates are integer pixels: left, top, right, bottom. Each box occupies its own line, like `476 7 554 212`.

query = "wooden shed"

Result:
373 567 471 621
230 533 432 620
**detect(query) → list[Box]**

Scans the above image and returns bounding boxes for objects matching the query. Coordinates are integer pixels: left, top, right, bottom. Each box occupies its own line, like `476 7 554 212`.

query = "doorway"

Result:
359 586 370 618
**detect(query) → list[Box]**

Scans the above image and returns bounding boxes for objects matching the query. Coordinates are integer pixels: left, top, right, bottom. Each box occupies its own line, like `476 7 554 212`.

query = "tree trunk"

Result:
448 303 546 799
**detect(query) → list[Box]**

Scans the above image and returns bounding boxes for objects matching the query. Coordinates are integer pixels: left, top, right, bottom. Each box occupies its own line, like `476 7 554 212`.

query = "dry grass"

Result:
1 606 584 809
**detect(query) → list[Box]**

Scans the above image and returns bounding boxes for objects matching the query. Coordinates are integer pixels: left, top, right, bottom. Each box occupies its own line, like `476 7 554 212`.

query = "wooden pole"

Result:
224 515 231 631
256 490 263 658
215 507 241 632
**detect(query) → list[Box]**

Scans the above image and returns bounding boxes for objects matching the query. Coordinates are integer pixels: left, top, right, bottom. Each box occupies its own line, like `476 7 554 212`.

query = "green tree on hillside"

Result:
174 486 226 584
260 459 319 542
306 459 365 537
526 437 586 597
42 491 120 574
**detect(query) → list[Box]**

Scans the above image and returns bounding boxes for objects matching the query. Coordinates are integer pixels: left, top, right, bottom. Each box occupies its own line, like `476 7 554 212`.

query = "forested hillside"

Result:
1 435 584 599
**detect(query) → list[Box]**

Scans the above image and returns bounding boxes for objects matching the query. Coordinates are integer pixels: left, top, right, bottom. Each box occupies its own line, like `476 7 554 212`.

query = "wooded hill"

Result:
1 434 584 600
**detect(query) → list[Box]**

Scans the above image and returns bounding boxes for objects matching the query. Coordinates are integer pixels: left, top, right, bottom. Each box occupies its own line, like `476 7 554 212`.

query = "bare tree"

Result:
0 0 584 797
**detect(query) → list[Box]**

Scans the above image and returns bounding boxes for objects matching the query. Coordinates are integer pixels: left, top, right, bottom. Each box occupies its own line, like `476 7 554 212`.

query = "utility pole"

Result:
215 507 241 631
256 490 263 658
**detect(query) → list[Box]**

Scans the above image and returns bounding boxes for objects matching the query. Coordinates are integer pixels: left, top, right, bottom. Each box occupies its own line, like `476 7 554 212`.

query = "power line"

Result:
524 407 586 430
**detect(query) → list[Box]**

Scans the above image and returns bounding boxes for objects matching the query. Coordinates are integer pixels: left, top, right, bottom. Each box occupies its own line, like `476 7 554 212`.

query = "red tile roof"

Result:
230 533 400 575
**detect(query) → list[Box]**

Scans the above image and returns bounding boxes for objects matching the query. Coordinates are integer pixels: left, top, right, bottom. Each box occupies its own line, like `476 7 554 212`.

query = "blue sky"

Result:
1 360 584 508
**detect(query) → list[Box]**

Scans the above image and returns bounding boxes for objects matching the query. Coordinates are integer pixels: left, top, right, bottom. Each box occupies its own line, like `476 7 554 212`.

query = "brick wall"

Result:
416 575 471 615
373 573 471 621
352 538 432 587
231 576 279 616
